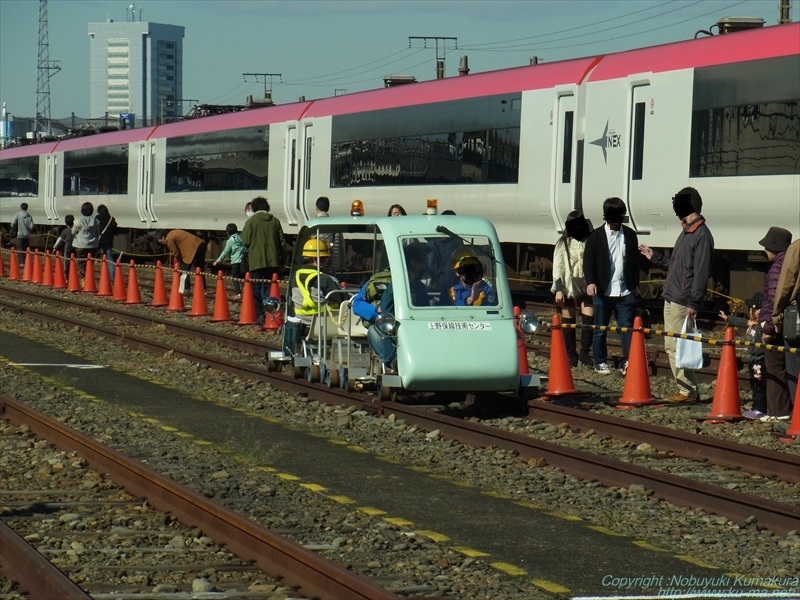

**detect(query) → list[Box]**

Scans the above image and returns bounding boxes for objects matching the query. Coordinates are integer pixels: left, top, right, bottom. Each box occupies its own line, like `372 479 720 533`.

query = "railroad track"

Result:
0 395 402 600
2 287 797 539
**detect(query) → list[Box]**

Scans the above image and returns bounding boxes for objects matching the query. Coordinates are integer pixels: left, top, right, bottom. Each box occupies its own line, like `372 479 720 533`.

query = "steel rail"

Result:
375 401 800 536
0 519 92 600
0 395 400 600
526 400 800 483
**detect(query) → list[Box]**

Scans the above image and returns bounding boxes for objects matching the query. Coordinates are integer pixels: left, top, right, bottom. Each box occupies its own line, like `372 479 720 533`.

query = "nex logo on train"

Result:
590 121 622 163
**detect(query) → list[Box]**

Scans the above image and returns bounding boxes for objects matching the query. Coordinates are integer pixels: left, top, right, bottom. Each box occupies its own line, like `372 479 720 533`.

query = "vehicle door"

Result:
135 140 157 225
283 122 313 226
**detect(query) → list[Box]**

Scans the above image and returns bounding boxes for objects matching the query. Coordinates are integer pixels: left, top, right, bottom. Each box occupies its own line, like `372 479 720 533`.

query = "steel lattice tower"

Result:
34 0 60 134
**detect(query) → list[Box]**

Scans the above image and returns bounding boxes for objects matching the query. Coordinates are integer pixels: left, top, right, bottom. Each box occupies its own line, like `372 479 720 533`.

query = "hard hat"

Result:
451 246 477 269
351 199 365 216
456 255 481 272
302 239 330 258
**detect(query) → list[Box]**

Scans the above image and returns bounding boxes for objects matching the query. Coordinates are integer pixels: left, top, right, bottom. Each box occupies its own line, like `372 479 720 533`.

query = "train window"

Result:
63 146 128 196
304 136 312 190
165 126 268 192
561 111 574 184
690 56 800 177
690 101 800 177
330 94 521 187
631 102 646 181
0 157 38 198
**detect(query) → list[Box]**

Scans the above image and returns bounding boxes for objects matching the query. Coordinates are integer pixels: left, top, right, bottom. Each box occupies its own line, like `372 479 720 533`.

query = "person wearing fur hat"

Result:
772 238 800 405
639 187 714 402
757 226 793 420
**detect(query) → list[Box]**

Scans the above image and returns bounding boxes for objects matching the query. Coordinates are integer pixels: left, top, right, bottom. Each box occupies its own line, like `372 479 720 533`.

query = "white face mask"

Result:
245 210 254 218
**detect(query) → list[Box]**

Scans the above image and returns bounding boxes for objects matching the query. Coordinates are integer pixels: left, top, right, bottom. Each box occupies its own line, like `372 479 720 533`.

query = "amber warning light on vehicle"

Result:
427 198 438 215
351 199 364 217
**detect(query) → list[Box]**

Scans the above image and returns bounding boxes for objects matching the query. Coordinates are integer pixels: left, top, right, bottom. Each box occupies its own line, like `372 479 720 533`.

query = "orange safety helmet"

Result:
302 239 330 258
351 199 365 217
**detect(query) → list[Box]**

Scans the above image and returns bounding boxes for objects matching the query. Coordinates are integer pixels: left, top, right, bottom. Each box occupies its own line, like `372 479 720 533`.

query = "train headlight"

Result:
519 311 541 334
264 296 282 313
374 312 397 337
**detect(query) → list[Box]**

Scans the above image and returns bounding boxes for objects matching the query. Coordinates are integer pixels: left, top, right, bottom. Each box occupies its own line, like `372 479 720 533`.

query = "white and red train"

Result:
1 22 798 298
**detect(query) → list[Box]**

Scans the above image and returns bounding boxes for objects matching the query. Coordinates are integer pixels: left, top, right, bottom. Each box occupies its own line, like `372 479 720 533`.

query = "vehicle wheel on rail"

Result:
327 367 340 388
293 366 306 379
379 384 396 403
266 359 280 373
307 364 322 383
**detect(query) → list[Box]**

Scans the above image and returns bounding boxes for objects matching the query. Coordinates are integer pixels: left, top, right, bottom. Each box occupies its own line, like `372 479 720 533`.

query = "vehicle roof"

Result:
301 214 502 238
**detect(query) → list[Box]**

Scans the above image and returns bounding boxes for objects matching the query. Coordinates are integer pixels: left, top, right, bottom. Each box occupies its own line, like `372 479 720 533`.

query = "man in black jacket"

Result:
583 197 640 375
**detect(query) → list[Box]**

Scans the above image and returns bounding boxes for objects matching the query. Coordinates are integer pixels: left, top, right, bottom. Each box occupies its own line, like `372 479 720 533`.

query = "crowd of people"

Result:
5 190 798 420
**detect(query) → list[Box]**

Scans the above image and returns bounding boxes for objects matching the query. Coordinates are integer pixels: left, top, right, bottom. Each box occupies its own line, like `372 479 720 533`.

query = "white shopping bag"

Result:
675 316 703 370
178 273 188 294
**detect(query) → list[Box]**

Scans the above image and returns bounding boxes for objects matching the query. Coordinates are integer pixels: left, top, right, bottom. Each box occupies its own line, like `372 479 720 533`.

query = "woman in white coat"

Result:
551 211 593 367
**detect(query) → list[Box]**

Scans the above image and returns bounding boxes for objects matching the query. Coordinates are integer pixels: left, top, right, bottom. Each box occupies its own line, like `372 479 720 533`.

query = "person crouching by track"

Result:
583 197 640 376
290 239 341 326
446 255 497 307
352 243 429 375
212 224 247 301
719 293 766 420
157 229 207 294
552 210 593 367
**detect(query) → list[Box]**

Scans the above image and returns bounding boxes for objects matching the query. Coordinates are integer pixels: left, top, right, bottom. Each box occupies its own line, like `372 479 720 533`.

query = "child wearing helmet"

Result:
291 238 341 324
447 254 497 306
212 223 247 300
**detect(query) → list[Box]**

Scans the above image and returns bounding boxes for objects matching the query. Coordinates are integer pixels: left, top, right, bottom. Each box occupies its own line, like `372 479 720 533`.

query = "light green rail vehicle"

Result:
266 209 545 405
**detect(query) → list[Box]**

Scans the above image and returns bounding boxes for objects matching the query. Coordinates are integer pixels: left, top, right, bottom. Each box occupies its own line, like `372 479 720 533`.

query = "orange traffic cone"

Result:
22 249 32 282
543 313 579 398
82 254 98 294
67 254 81 292
42 251 54 288
31 250 43 285
9 250 20 280
188 268 209 317
97 256 113 297
125 261 143 305
0 250 5 278
263 273 284 331
514 306 530 375
112 261 127 301
616 316 657 408
52 253 66 290
779 376 800 443
150 261 169 307
237 273 258 325
700 326 743 423
166 263 187 312
210 270 232 322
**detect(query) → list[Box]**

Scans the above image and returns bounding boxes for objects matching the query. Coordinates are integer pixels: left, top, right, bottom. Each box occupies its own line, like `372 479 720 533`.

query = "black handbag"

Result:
783 304 800 342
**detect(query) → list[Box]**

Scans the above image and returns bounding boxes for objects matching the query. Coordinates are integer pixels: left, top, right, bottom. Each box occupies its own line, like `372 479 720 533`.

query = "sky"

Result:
0 0 796 120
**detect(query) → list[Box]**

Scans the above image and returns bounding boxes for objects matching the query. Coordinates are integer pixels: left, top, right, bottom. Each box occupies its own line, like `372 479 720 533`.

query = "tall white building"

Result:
88 18 184 126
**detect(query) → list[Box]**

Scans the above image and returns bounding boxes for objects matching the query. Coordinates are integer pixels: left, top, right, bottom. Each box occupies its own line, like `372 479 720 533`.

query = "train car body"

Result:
268 214 542 401
2 23 797 299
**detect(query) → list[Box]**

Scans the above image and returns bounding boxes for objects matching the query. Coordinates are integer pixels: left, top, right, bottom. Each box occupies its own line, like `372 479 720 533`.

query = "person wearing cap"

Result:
583 197 640 376
446 255 497 306
772 238 800 404
639 187 714 402
212 223 247 300
719 293 766 419
241 196 286 323
290 239 340 326
757 226 793 420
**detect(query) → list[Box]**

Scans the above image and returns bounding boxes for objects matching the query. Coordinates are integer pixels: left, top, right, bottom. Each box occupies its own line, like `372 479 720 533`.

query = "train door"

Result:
283 123 312 226
625 83 651 232
42 154 59 224
553 93 576 228
135 141 157 225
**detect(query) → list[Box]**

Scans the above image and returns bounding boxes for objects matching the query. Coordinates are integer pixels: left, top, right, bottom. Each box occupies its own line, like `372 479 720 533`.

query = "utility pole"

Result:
242 73 282 103
778 0 792 23
409 36 457 79
35 0 61 134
